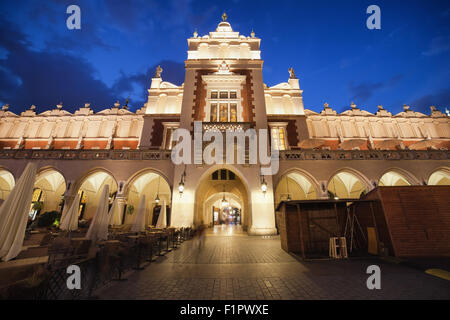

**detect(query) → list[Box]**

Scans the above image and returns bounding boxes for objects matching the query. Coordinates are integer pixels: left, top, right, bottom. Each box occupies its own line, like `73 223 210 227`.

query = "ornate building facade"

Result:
0 17 449 235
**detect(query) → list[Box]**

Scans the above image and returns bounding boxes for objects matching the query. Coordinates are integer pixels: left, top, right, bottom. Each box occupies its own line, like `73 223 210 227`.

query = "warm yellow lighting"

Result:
178 182 184 194
261 180 267 193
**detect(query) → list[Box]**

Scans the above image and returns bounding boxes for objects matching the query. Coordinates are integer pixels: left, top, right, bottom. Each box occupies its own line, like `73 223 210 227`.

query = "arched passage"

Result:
0 168 14 201
327 170 369 199
379 170 411 186
32 169 66 217
428 168 450 185
275 170 318 206
194 167 250 231
124 170 171 226
204 192 243 226
76 170 118 220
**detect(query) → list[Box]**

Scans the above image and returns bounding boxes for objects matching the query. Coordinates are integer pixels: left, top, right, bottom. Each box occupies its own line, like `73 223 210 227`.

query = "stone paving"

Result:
96 225 450 300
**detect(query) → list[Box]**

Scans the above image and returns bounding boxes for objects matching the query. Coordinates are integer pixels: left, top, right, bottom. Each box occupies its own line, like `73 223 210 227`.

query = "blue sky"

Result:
0 0 449 115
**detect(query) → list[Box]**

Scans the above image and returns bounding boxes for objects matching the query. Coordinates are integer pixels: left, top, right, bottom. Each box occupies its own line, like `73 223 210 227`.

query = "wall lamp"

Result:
260 168 268 194
178 165 186 194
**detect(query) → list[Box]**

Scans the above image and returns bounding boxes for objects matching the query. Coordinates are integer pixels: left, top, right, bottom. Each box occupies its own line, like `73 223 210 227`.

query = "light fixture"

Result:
260 166 268 194
178 181 184 194
178 165 186 194
334 196 339 201
286 175 291 201
155 176 160 204
221 184 228 207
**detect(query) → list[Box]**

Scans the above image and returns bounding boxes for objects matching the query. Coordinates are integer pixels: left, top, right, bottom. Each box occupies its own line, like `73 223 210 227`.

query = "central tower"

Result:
170 15 277 235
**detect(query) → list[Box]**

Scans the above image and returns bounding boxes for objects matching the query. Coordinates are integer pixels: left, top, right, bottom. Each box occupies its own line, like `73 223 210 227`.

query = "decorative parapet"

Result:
280 149 449 161
0 149 172 161
0 149 447 161
202 122 253 132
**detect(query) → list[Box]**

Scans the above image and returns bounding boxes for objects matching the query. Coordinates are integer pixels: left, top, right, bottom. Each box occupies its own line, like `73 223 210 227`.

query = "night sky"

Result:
0 0 449 115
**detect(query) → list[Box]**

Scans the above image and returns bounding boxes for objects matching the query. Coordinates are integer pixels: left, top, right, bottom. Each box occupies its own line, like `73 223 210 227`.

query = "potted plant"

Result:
32 202 43 212
126 204 134 215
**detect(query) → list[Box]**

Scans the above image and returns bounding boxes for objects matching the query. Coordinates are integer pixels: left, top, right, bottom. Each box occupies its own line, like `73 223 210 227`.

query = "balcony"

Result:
202 122 253 133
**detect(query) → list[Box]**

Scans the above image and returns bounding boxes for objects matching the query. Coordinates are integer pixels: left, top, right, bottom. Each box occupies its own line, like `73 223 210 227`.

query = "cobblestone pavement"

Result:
96 225 450 300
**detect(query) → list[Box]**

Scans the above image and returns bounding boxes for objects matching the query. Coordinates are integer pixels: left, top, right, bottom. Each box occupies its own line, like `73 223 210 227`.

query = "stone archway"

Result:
194 167 250 232
34 168 66 214
75 169 118 220
0 168 15 201
428 167 450 185
327 169 370 199
274 169 319 207
123 169 172 226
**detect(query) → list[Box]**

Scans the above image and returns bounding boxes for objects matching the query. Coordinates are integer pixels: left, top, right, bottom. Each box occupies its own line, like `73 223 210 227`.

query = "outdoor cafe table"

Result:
147 231 166 255
126 235 146 270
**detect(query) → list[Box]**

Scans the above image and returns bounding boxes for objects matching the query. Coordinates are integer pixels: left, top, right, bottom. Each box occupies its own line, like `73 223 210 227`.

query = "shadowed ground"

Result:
96 225 450 300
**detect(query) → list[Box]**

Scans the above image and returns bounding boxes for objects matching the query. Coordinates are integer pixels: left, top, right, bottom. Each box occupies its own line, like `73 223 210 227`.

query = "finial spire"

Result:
222 12 228 22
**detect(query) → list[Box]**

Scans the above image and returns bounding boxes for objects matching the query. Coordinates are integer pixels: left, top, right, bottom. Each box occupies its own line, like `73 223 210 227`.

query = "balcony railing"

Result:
0 148 447 161
202 122 253 133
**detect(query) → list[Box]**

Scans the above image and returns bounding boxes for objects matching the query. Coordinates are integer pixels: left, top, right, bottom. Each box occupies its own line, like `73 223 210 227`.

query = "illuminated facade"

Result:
0 16 449 235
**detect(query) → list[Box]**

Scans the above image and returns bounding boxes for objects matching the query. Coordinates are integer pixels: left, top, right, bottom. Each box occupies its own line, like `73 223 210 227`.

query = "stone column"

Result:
115 195 127 225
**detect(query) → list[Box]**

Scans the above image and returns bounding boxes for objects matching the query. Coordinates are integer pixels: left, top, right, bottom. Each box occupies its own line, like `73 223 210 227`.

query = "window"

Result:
210 104 218 122
219 104 228 122
270 124 288 150
162 123 180 150
211 169 236 181
207 90 240 122
230 104 237 122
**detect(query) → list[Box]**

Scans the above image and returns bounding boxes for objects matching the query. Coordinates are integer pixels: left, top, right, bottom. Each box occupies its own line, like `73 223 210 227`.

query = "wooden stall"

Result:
276 200 380 258
361 186 450 258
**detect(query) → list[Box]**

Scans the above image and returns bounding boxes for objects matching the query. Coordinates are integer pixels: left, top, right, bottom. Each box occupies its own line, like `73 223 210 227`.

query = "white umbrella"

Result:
0 163 37 262
59 193 80 231
130 195 146 233
108 198 122 226
86 184 110 242
156 200 167 229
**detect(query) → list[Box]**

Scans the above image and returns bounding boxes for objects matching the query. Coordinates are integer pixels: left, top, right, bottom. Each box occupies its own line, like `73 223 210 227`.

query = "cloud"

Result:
0 16 116 113
411 88 450 113
422 36 450 56
348 74 404 102
112 60 185 108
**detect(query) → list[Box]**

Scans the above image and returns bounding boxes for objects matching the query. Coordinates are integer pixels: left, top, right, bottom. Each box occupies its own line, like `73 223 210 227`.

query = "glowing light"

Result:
261 180 267 193
178 181 184 194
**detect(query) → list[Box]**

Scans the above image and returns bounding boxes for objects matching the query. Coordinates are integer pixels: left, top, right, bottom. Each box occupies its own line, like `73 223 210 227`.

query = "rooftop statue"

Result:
155 65 163 78
288 67 297 79
222 12 228 22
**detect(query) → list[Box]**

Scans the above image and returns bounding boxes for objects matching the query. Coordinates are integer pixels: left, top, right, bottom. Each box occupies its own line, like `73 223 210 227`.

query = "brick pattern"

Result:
95 227 450 300
364 186 450 258
150 118 180 147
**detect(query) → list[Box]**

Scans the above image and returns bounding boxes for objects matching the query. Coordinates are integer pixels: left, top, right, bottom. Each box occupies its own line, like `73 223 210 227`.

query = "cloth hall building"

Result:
0 17 449 235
